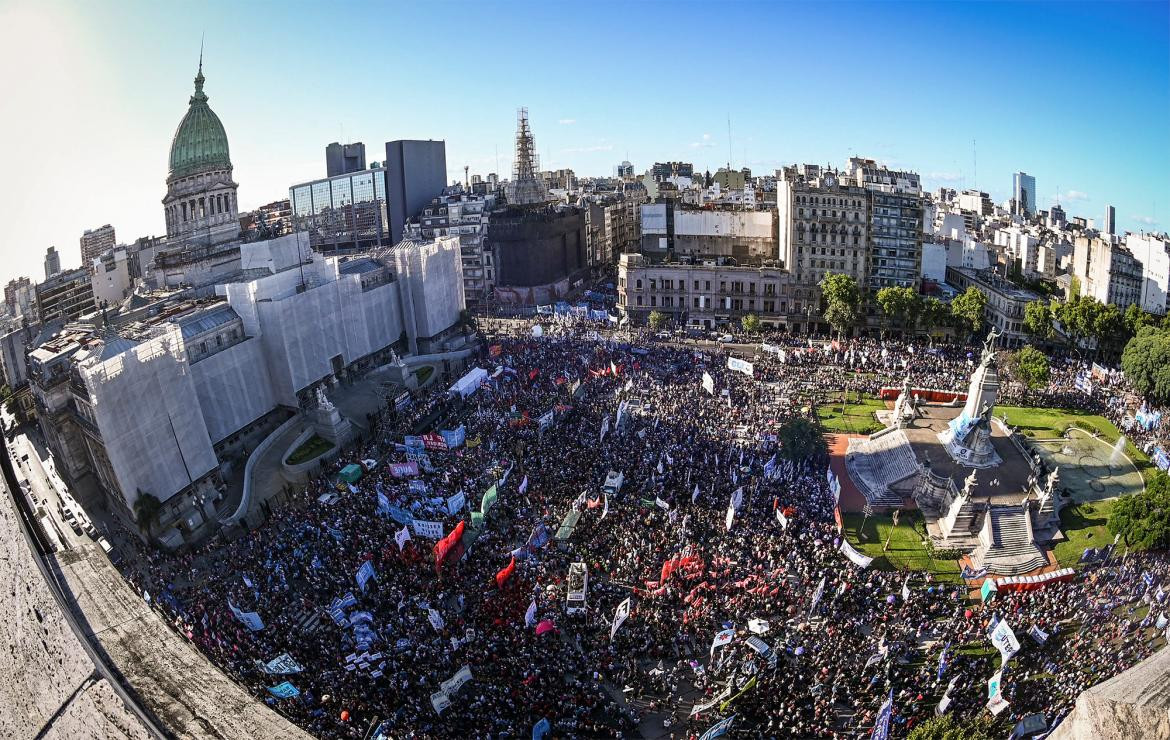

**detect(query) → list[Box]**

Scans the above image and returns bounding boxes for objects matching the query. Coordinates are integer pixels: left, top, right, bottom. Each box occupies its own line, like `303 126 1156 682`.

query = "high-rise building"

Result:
846 158 924 291
44 246 61 279
289 166 388 251
4 277 34 320
1012 172 1036 217
35 267 96 323
1104 205 1116 235
326 141 367 177
651 162 694 181
385 139 448 243
80 224 116 268
616 161 634 179
162 58 240 249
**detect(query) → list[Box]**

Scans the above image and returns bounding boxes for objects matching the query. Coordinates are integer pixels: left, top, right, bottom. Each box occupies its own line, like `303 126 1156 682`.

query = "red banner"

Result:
434 521 466 574
422 433 448 451
495 556 516 589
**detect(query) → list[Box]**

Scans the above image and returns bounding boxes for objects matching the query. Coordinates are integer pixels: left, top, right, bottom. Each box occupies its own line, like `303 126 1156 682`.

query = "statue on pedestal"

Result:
315 386 334 412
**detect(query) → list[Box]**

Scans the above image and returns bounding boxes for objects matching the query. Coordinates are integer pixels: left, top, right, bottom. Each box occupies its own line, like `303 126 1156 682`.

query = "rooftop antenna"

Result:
727 113 733 171
972 138 977 191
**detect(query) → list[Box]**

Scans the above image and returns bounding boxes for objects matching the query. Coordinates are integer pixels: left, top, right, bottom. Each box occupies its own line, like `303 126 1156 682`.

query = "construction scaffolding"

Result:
504 107 549 207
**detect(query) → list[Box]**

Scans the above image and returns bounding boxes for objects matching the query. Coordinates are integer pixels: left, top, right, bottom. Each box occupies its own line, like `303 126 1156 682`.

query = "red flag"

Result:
434 520 466 574
495 556 516 589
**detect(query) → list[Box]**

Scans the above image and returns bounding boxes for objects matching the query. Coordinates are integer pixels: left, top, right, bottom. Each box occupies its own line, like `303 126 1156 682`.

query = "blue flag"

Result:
871 688 893 740
699 714 736 740
268 681 300 699
937 642 949 681
532 718 551 740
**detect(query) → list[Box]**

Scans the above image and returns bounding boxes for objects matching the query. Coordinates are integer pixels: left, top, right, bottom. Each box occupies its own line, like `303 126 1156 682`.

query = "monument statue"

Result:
980 326 1002 365
315 386 334 411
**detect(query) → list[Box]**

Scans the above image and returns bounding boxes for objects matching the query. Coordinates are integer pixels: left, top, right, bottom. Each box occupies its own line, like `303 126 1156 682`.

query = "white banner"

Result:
775 507 788 530
412 519 444 539
610 597 631 640
440 665 473 696
427 608 445 632
655 496 670 511
702 372 715 395
431 690 451 714
1028 625 1049 645
525 600 538 627
990 620 1021 664
725 503 736 531
690 686 732 717
730 487 743 511
395 526 412 551
727 356 754 377
839 539 874 569
747 618 770 635
446 491 466 516
262 653 303 674
600 416 610 442
810 576 826 611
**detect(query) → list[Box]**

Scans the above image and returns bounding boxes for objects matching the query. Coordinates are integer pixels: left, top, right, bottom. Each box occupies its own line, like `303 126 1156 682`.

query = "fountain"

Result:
1110 435 1128 466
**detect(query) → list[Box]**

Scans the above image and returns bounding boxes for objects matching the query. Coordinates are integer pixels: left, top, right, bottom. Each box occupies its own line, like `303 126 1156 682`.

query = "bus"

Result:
566 562 588 614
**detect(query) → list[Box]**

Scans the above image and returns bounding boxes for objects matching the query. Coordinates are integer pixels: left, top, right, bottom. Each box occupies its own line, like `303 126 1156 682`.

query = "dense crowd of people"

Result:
119 319 1170 739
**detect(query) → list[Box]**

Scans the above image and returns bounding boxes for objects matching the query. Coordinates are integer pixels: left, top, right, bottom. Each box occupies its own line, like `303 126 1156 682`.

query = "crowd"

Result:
118 319 1170 739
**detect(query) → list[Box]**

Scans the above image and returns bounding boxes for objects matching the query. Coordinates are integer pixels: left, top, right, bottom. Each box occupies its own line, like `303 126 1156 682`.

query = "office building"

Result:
44 246 61 279
385 139 448 243
326 141 367 177
5 277 35 321
944 266 1040 347
289 166 389 251
616 161 634 179
1103 205 1116 236
1013 172 1036 217
843 158 924 292
1071 235 1142 310
90 247 134 307
80 225 117 268
651 162 694 181
35 268 96 323
1126 233 1170 315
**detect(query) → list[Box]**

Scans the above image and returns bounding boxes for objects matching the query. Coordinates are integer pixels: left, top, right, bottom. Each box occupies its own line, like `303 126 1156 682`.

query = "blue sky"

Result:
0 0 1166 284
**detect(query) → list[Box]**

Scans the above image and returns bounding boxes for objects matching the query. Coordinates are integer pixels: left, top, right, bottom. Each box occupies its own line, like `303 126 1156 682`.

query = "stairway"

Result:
973 506 1047 576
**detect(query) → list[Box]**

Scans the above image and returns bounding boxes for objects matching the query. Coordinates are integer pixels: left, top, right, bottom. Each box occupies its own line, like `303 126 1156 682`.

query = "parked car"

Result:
82 520 97 539
97 537 113 556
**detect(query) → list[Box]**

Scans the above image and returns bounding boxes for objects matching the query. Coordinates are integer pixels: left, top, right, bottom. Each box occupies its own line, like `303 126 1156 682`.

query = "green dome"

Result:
168 67 231 179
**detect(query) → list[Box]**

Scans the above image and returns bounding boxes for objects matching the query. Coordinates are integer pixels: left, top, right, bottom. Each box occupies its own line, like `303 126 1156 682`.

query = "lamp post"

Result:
883 509 900 552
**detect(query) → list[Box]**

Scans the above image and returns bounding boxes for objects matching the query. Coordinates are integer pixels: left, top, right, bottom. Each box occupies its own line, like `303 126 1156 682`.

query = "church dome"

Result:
168 65 231 180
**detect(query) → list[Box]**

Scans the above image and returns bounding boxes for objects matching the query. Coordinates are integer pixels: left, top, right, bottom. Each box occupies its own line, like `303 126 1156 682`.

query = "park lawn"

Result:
286 435 334 465
817 397 887 435
998 405 1152 480
841 511 962 585
1052 499 1116 568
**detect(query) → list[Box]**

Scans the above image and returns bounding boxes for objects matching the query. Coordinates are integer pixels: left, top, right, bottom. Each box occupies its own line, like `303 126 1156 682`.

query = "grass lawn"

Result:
817 396 887 435
413 365 435 384
841 511 962 584
286 435 334 465
997 405 1151 478
1052 499 1115 567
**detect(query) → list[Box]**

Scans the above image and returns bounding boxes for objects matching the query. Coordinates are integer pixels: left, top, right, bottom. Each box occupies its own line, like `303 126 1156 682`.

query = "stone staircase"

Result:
972 505 1048 576
845 431 919 508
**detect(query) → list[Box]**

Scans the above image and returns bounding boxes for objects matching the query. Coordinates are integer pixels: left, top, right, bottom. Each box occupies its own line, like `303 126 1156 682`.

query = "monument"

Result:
312 384 353 446
937 328 1003 468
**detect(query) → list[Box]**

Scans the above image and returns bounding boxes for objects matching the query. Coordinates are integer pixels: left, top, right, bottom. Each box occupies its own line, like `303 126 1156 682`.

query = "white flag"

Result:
839 539 873 568
810 576 826 611
989 619 1021 664
601 493 609 520
775 507 788 530
610 598 631 640
655 496 670 511
395 526 412 551
702 372 715 395
901 575 911 602
524 600 538 627
710 628 735 655
518 475 529 495
725 503 736 531
692 484 700 503
730 487 743 511
656 459 664 475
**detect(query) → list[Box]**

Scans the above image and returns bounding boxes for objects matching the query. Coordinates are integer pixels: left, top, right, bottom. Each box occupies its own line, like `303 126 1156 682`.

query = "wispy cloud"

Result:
1137 215 1160 226
558 118 576 125
690 133 716 149
1062 189 1090 202
926 171 961 183
563 144 613 153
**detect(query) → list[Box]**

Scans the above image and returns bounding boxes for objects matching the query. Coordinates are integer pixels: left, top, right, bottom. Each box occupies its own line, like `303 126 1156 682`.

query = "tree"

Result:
1093 302 1126 359
1069 275 1082 298
919 297 949 345
907 714 997 740
647 310 667 331
133 492 163 536
778 418 827 462
1108 471 1170 549
949 287 987 339
1053 295 1105 353
740 313 762 334
1023 299 1054 341
819 273 861 338
1121 327 1170 404
875 286 918 338
1126 303 1155 338
1009 346 1050 390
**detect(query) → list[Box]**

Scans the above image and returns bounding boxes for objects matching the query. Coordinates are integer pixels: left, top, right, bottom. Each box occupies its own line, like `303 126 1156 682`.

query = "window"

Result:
636 296 643 306
636 279 642 289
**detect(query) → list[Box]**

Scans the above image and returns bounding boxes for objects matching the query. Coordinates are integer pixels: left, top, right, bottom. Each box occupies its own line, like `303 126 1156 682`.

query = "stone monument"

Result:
311 384 353 446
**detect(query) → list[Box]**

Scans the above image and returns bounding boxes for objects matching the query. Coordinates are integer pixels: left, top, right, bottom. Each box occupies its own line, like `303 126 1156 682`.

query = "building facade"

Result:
385 139 448 243
1072 235 1143 310
44 246 61 280
289 166 389 251
944 266 1040 347
1013 172 1036 217
326 141 367 177
36 268 96 324
80 225 117 269
776 171 870 287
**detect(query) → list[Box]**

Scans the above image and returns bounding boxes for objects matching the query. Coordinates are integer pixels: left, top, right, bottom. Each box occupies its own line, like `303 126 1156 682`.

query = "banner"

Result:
775 507 788 530
446 491 466 516
376 491 391 517
725 503 736 532
440 426 467 449
395 526 412 551
600 416 610 442
431 691 451 714
428 608 446 632
601 493 609 520
267 681 300 699
390 461 420 478
412 519 444 539
610 597 631 640
356 560 376 592
422 433 448 451
727 356 754 377
690 687 732 717
872 688 893 740
388 505 414 526
1028 625 1049 645
532 718 552 740
699 714 736 740
988 670 1002 700
394 391 412 412
702 372 715 395
262 653 303 674
990 619 1021 664
839 539 874 568
496 556 516 588
810 576 826 611
538 409 555 431
481 485 499 518
525 600 538 627
440 665 473 696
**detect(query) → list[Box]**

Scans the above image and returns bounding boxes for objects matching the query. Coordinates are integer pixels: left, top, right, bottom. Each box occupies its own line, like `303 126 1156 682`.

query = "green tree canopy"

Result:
740 313 762 334
875 286 919 337
1126 303 1155 337
949 287 988 338
819 273 861 338
778 417 827 462
919 297 949 342
1121 326 1170 404
647 310 667 331
1108 471 1170 549
1008 346 1050 390
1023 299 1054 340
